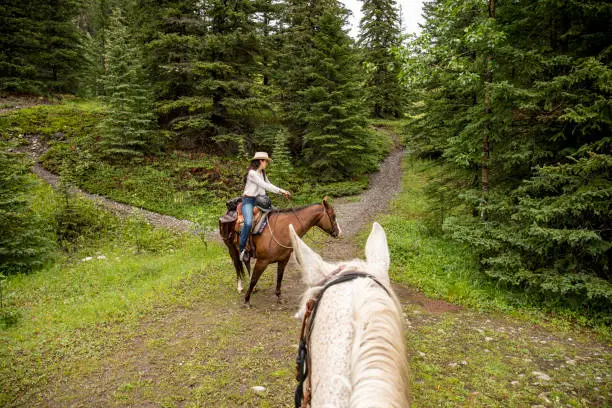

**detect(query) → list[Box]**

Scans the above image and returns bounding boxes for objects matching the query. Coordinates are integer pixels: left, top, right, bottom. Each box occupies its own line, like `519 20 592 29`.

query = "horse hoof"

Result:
277 297 286 305
243 302 252 309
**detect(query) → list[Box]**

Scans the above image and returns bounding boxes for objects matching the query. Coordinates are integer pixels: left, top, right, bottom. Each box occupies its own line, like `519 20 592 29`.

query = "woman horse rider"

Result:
239 152 291 261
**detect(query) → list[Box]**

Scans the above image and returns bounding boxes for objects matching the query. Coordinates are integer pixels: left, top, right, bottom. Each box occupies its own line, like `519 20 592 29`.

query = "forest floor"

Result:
3 128 610 407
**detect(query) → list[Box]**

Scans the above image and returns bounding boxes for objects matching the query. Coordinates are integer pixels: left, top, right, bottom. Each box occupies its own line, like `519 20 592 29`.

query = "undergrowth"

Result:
0 181 228 406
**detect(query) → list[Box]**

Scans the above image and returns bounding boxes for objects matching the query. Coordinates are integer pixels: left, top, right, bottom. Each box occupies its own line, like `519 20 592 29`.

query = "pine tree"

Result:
268 128 294 185
77 0 125 96
279 0 378 180
97 7 157 160
358 0 404 118
196 0 267 152
137 0 206 113
398 0 612 311
0 143 53 274
137 0 268 152
0 0 84 94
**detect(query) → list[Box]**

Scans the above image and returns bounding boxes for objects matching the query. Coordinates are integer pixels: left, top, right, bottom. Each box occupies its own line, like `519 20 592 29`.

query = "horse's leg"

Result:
244 259 270 308
275 259 289 304
243 258 252 278
226 241 246 293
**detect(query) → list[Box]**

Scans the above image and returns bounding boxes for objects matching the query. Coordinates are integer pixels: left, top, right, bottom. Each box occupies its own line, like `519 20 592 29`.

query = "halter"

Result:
294 266 392 408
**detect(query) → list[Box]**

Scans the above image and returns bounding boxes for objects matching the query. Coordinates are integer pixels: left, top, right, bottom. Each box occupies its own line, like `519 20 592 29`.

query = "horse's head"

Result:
289 221 390 288
316 196 342 239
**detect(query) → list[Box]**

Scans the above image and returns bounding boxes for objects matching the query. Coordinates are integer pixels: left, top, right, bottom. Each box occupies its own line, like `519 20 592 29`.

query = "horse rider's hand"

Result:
283 191 292 199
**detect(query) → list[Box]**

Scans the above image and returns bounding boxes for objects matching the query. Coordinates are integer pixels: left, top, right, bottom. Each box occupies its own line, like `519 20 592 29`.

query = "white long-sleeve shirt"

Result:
243 170 287 197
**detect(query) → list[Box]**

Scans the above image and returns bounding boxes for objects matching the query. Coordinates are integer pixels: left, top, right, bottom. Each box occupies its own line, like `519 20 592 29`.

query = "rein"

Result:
294 268 392 408
269 203 336 250
269 212 294 249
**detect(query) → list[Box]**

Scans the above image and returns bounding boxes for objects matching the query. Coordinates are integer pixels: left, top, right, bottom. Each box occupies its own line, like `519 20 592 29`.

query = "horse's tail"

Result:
349 279 410 408
224 234 246 281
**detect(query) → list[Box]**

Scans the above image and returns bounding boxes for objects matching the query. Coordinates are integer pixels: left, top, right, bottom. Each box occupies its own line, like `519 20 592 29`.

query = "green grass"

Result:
0 175 299 407
0 181 300 406
0 224 302 406
404 309 611 407
0 237 245 407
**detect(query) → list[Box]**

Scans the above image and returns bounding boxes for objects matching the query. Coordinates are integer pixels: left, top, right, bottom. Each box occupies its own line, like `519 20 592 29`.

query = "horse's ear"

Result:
323 196 329 208
365 222 391 285
289 224 335 286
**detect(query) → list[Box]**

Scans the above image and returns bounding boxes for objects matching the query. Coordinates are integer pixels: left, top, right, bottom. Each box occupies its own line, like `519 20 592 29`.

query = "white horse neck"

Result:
308 273 410 408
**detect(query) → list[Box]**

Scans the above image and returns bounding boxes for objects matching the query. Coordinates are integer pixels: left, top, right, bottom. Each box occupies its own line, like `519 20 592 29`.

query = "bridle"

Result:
294 266 392 408
322 204 340 238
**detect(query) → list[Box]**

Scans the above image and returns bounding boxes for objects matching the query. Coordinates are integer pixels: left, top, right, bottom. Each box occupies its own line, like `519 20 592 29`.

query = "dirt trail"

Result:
25 137 406 241
20 135 201 234
32 163 199 234
332 147 404 241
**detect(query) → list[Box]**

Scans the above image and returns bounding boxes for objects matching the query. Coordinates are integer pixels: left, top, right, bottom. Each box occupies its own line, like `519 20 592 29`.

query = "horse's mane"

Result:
270 203 321 214
298 260 410 408
349 273 410 407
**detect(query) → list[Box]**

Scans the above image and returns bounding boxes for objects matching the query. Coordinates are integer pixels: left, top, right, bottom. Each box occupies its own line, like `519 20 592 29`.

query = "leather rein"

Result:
270 203 338 250
294 267 392 408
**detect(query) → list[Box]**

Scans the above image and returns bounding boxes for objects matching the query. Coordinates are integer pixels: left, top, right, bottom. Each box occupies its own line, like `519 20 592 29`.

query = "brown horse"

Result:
222 197 342 307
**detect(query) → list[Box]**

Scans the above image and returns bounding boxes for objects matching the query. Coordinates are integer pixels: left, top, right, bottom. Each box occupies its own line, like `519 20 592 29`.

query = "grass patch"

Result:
0 174 299 407
0 225 302 406
404 309 611 407
0 237 239 407
0 99 104 142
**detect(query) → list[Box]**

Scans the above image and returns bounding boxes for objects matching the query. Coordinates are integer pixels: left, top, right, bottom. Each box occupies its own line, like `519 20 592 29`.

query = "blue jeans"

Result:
239 197 256 253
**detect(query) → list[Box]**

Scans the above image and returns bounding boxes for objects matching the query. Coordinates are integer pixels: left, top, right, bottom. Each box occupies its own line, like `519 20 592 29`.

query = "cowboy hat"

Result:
252 152 272 162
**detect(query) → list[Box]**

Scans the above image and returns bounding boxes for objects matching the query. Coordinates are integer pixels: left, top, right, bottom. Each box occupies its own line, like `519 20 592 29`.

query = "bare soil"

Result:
0 94 56 114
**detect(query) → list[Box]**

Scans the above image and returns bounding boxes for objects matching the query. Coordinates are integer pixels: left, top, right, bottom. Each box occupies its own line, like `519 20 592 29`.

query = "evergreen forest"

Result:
0 2 611 404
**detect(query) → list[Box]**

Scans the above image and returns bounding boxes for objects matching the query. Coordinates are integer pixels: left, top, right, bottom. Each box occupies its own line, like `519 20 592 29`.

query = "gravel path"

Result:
25 134 405 244
333 148 405 239
19 134 201 235
32 164 200 234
